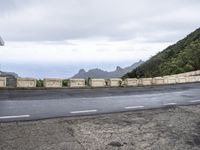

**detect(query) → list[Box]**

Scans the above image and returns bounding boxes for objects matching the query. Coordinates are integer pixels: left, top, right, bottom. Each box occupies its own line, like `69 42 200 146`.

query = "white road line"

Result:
163 103 177 106
0 114 30 119
190 100 200 103
124 106 144 109
70 109 97 114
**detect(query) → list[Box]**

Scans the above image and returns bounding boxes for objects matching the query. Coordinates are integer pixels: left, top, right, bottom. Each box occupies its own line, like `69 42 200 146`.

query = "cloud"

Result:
0 0 200 42
0 0 200 77
0 39 171 64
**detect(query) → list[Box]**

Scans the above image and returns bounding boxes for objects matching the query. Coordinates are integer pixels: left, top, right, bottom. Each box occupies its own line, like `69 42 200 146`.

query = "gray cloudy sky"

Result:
0 0 200 78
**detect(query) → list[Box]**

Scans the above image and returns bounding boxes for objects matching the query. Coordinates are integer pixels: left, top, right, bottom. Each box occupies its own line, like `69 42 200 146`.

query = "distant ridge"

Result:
72 60 144 79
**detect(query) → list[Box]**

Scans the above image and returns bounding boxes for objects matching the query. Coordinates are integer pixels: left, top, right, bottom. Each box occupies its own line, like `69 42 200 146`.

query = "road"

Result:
0 83 200 122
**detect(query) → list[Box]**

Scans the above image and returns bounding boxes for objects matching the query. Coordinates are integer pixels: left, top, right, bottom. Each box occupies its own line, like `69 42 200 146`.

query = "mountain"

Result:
72 60 144 79
124 27 200 78
0 36 4 46
0 71 18 78
0 71 19 87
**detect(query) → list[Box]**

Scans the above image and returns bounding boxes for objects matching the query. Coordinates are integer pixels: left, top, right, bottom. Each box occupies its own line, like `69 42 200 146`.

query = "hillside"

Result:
124 28 200 78
72 60 143 79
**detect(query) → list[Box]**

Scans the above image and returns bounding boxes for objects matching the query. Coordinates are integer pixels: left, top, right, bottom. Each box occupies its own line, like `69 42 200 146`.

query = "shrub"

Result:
62 79 68 87
36 79 44 87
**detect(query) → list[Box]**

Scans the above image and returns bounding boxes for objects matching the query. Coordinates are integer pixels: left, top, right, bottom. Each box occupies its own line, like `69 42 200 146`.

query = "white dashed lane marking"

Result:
190 100 200 103
70 109 97 114
163 103 177 106
124 106 144 109
0 115 30 119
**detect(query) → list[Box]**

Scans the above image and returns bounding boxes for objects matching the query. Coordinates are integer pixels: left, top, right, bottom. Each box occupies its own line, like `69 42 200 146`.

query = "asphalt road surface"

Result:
0 83 200 122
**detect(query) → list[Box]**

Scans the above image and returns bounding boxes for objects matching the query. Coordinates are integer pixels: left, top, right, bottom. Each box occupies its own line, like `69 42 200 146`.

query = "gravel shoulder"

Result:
1 105 200 150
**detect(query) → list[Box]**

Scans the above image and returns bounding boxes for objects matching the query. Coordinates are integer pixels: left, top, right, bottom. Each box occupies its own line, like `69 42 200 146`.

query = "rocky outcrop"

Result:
72 60 144 79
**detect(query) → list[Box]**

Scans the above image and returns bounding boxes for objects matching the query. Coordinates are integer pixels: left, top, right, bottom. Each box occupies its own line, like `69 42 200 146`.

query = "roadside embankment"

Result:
1 105 200 150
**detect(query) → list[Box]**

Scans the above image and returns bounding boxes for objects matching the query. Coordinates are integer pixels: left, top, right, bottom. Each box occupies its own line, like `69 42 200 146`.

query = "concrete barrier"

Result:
195 76 200 82
176 77 187 84
190 71 196 76
138 79 142 86
141 78 152 86
184 72 191 77
187 76 198 83
180 72 187 77
107 78 122 87
17 78 36 88
183 71 198 76
152 77 164 85
196 70 200 75
124 78 138 86
164 77 176 84
182 70 200 76
170 75 178 78
177 73 186 77
0 77 6 87
44 78 62 88
175 71 194 77
68 79 85 88
168 70 200 78
89 79 106 87
163 75 170 78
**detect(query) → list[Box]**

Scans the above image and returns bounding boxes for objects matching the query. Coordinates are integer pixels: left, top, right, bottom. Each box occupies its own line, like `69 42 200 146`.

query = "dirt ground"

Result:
1 105 200 150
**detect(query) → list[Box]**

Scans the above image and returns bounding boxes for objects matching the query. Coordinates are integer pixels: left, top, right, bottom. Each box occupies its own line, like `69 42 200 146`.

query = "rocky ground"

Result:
1 105 200 150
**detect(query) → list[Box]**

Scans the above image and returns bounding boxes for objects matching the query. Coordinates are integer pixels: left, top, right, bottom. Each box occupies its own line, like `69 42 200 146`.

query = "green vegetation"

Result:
124 28 200 78
62 79 68 87
36 79 44 87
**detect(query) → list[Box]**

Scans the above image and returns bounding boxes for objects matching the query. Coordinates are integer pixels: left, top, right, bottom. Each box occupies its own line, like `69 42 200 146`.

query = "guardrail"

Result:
0 77 6 87
43 78 62 88
16 78 36 88
0 70 200 88
68 79 86 88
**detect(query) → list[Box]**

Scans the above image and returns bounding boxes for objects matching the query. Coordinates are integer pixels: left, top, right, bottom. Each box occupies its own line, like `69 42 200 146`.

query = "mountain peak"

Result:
78 69 86 73
72 61 143 79
139 59 143 63
116 66 123 71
